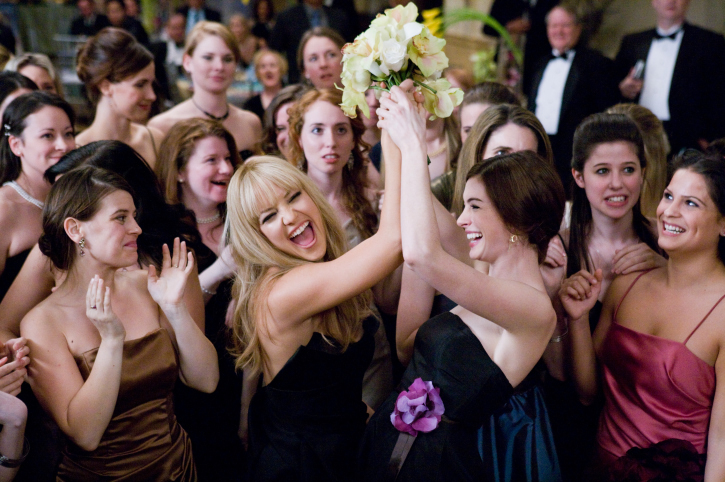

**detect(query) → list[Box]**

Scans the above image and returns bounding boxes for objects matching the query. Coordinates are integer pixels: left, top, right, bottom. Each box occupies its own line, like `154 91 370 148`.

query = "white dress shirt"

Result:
535 49 576 135
638 24 684 121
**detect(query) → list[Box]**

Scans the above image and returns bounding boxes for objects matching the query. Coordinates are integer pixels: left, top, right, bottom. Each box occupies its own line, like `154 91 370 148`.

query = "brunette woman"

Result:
259 83 309 162
75 27 162 167
541 113 665 480
148 21 262 160
297 27 344 90
0 72 37 120
361 85 564 481
562 151 725 481
22 167 218 480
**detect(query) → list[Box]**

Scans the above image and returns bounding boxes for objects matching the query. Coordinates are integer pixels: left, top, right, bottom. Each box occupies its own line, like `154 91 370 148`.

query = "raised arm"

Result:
264 125 403 328
560 269 604 405
149 239 219 393
22 277 126 452
705 343 725 481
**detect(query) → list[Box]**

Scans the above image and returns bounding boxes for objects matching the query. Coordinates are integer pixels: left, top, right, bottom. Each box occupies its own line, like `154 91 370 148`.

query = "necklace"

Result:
428 142 448 158
3 181 44 209
192 98 230 122
197 212 221 225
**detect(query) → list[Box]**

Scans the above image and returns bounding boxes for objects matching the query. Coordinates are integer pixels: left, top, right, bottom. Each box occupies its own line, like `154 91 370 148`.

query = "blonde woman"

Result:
224 91 404 478
148 21 262 159
5 53 64 97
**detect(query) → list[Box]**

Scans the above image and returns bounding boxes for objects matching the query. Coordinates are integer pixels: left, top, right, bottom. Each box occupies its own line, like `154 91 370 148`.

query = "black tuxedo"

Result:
269 5 354 84
176 6 222 23
528 47 619 188
614 22 725 154
485 0 559 96
69 14 111 36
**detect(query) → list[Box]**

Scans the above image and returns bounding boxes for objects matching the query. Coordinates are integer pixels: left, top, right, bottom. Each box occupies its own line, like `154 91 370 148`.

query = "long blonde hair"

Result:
225 156 371 374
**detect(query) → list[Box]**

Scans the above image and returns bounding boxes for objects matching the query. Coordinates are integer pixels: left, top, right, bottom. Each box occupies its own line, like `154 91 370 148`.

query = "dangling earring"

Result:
508 234 518 250
297 157 306 170
79 237 86 257
347 153 355 170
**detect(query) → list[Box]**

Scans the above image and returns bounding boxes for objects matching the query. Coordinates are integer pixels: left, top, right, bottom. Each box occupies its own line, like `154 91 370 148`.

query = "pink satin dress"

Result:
597 270 722 461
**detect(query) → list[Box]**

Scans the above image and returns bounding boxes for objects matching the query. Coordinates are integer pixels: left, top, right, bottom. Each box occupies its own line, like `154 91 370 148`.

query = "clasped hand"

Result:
0 337 29 396
376 79 426 150
147 237 194 310
559 269 603 321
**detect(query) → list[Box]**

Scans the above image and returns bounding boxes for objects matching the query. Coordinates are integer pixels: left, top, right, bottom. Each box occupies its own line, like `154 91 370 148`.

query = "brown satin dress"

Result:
56 328 197 481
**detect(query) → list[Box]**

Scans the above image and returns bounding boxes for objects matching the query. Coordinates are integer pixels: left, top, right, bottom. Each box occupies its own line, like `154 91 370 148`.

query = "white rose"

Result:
379 38 407 75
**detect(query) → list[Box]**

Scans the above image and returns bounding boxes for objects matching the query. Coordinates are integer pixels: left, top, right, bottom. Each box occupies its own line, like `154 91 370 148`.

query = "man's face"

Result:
546 7 582 53
651 0 691 25
167 14 186 44
78 0 94 17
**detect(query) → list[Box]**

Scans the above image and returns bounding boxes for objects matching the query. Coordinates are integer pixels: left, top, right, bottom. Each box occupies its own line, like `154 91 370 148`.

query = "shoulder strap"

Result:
684 292 725 344
612 269 654 322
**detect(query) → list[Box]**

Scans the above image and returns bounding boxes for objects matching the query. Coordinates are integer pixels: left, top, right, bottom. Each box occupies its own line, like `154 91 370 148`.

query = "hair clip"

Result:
3 124 10 136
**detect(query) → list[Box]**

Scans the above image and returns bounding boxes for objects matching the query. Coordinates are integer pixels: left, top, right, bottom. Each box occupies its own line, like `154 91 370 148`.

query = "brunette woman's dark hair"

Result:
296 27 345 75
40 166 134 270
0 71 38 106
288 87 378 240
567 112 659 276
0 91 75 184
76 27 153 104
671 150 725 263
44 140 203 269
466 150 566 263
260 83 310 158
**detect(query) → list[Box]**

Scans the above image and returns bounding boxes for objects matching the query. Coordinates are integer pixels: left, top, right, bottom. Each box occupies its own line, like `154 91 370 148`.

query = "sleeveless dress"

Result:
597 270 720 464
56 329 196 481
360 312 514 481
246 317 376 481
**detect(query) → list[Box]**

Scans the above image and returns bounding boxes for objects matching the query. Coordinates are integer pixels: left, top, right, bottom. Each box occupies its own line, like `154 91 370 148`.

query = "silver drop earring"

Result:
79 237 86 257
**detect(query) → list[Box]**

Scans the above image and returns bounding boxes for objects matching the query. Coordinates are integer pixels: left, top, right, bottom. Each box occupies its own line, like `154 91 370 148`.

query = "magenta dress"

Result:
597 270 722 464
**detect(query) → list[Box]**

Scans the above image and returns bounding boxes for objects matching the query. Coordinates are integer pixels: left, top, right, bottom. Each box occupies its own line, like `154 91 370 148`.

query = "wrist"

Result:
161 302 190 321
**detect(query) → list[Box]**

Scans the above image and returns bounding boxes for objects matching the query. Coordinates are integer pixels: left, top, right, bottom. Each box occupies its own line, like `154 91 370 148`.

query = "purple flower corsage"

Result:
390 377 445 436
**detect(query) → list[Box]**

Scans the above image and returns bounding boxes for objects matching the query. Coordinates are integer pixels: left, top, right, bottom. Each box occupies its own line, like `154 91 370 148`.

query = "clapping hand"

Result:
559 269 603 321
0 337 29 396
147 238 194 310
543 235 567 268
86 275 126 341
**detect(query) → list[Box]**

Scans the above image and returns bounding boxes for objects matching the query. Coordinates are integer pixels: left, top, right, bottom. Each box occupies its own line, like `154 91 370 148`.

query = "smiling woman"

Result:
76 27 163 167
148 22 262 159
21 166 217 481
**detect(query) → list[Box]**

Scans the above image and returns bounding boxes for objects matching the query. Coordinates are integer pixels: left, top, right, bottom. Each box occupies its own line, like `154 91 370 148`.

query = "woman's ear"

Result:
8 135 23 158
182 54 192 76
572 169 585 189
64 217 83 244
99 78 113 98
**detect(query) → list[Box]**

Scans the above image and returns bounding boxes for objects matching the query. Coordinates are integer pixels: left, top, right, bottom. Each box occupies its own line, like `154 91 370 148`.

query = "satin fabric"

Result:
597 272 717 461
57 329 196 481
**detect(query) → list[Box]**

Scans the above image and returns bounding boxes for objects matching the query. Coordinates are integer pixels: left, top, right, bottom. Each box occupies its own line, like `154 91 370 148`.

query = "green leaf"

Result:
442 9 523 65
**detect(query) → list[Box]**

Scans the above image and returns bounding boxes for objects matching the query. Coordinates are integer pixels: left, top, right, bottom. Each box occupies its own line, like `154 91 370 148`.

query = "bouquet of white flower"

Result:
338 3 463 121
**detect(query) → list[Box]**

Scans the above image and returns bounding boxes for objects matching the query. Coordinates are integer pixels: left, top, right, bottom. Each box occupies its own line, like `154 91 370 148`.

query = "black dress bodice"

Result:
360 312 514 481
247 316 377 481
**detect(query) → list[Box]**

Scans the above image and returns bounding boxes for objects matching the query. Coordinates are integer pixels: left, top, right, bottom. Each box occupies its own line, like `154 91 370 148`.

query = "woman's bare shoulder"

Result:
148 101 194 133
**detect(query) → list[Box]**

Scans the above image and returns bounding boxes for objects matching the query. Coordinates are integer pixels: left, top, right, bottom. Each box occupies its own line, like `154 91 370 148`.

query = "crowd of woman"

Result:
0 14 724 482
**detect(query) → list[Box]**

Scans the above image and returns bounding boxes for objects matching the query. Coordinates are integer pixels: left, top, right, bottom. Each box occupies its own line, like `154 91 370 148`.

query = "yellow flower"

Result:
408 27 448 77
340 88 368 119
422 8 443 38
420 78 464 119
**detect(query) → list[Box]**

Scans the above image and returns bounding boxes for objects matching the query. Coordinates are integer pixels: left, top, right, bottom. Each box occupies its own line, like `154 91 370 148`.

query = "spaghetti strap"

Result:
146 125 158 156
683 292 725 344
613 269 655 322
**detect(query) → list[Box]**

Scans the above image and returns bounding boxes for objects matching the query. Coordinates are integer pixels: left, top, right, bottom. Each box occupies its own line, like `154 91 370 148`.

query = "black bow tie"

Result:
655 29 681 40
550 51 570 61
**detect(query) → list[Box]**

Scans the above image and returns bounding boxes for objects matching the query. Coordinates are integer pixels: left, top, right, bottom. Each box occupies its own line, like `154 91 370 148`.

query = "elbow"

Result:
199 373 220 394
71 433 102 452
402 246 433 273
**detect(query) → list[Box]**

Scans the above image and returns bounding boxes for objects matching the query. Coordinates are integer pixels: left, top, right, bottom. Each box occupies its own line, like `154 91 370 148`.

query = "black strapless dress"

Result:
360 312 514 481
246 317 376 481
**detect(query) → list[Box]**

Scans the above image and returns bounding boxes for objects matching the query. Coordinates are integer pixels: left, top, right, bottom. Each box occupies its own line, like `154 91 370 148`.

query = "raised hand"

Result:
559 269 603 321
612 243 666 275
86 275 126 341
148 238 194 310
543 235 567 268
376 79 426 151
